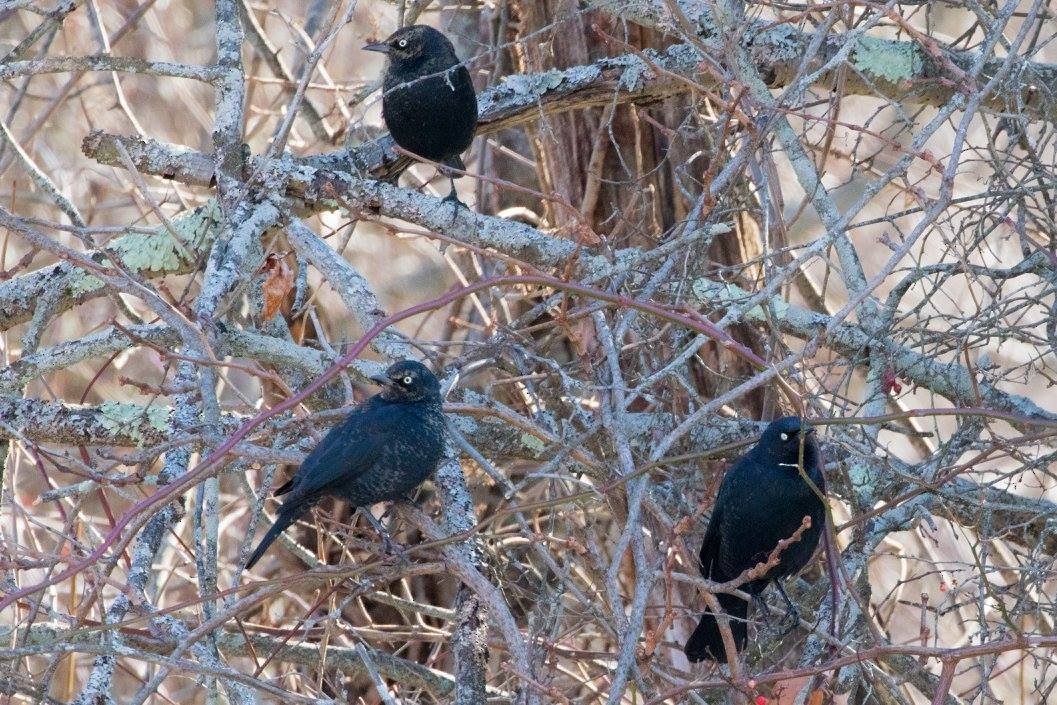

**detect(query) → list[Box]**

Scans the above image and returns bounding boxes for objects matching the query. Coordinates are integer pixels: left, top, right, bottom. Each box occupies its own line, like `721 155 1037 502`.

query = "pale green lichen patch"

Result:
755 24 804 62
693 279 751 309
625 411 668 439
520 432 547 457
97 401 170 445
767 296 791 319
497 69 566 97
68 229 184 296
111 230 188 272
477 68 581 116
67 202 221 296
617 57 649 91
853 36 923 83
692 278 790 320
69 272 105 296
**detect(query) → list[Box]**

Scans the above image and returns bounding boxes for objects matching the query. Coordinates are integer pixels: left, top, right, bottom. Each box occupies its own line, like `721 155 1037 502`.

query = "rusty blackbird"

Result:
684 416 826 663
363 25 478 205
245 360 446 569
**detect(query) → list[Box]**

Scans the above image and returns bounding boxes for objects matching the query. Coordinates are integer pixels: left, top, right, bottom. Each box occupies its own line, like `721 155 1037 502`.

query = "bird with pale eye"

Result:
363 25 478 207
685 416 827 663
244 360 446 569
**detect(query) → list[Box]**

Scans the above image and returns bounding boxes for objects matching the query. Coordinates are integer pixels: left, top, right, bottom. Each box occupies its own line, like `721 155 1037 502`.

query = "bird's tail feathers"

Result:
684 592 749 663
245 511 298 570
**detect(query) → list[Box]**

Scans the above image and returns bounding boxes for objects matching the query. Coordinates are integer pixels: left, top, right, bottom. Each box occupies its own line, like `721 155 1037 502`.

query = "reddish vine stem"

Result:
0 272 766 611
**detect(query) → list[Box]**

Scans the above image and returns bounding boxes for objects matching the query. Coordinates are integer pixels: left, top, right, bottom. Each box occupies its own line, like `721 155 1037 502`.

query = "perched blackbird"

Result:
245 360 446 569
364 25 478 204
684 416 826 663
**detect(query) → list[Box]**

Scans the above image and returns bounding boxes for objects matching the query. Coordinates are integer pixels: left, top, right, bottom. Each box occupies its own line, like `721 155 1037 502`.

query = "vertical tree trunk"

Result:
505 2 767 416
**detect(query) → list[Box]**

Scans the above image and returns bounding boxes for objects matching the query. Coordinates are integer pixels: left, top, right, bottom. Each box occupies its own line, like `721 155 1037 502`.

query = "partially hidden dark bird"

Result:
245 360 446 570
684 416 826 663
364 25 478 205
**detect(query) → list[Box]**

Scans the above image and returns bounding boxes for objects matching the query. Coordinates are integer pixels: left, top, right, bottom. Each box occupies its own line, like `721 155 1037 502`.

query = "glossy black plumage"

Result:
363 25 478 202
245 361 445 569
685 416 826 663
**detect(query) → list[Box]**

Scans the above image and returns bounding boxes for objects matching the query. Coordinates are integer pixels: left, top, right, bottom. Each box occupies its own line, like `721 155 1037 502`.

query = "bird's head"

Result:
758 416 819 472
362 25 452 66
370 360 441 403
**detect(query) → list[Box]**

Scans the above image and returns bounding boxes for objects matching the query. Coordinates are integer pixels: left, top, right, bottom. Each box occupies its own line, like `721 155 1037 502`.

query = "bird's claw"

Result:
380 535 407 559
362 507 399 554
440 170 471 224
774 581 800 635
778 606 800 636
378 536 412 571
753 593 772 629
442 191 466 226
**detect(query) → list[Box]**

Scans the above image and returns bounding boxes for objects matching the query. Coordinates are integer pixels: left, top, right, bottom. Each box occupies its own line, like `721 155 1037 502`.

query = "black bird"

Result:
684 416 826 663
363 25 478 204
245 360 446 569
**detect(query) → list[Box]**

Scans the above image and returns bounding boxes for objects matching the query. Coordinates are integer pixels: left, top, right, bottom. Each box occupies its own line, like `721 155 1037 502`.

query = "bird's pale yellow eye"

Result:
780 432 789 441
397 38 408 48
402 375 413 385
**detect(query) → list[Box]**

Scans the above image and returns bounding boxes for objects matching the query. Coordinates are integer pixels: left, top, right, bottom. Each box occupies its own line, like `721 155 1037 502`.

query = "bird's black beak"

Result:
805 427 817 436
369 373 391 386
363 42 390 54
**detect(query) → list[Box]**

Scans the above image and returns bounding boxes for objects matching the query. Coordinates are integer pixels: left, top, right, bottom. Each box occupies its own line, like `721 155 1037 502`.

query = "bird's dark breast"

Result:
337 403 445 506
717 475 824 587
382 67 477 162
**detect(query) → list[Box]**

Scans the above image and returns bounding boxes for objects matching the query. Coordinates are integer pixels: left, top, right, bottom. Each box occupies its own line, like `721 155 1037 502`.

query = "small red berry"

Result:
755 696 768 705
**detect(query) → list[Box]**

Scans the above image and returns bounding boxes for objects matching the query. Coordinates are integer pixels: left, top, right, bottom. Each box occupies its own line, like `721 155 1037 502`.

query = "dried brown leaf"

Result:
261 252 293 321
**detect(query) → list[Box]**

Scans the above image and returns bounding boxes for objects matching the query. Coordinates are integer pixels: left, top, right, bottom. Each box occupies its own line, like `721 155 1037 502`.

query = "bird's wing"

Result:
454 64 478 116
697 505 722 579
697 452 753 579
282 401 396 502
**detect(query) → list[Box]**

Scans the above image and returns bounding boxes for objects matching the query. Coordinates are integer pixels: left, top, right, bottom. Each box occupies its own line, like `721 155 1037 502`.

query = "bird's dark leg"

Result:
774 581 800 635
442 173 466 213
360 507 402 558
752 592 773 630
